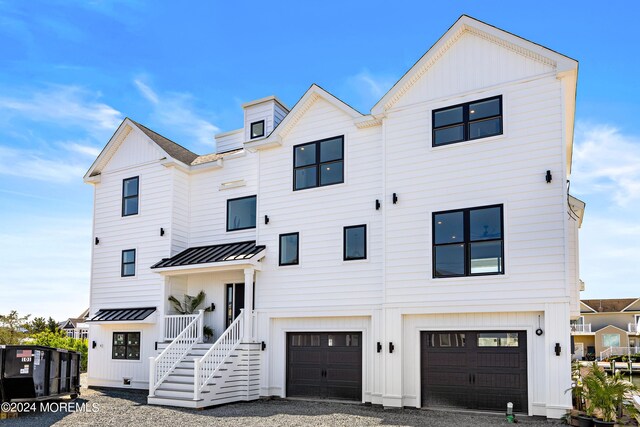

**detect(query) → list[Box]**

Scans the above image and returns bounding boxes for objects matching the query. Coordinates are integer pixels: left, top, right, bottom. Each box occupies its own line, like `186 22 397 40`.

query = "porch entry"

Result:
225 283 244 329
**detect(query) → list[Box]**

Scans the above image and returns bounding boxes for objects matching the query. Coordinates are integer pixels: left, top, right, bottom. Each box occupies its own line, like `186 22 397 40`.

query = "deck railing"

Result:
149 309 204 397
193 309 244 400
570 323 592 333
600 346 640 361
164 314 200 341
628 323 640 334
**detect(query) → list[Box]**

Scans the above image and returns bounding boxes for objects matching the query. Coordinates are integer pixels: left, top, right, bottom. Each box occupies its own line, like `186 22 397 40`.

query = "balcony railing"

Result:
600 346 640 361
628 323 640 334
570 323 592 333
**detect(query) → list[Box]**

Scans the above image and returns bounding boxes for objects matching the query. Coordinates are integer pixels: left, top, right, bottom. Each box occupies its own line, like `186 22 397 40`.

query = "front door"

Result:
225 283 244 328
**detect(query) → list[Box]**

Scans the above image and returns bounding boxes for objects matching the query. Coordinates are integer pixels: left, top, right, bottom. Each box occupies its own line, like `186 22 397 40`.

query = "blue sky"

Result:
1 1 639 320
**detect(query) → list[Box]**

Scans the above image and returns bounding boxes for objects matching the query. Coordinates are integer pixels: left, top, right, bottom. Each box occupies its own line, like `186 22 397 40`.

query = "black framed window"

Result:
432 96 502 146
250 120 265 139
433 205 503 277
121 249 136 277
122 177 139 216
226 195 257 231
279 233 299 266
294 136 344 191
344 224 366 261
112 332 140 360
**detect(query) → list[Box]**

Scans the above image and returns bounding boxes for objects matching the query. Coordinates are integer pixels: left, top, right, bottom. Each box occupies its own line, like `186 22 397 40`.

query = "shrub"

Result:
31 330 88 372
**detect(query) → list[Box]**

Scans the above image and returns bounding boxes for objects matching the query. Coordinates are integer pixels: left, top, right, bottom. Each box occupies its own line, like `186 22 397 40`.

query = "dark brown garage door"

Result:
287 332 362 401
421 331 528 412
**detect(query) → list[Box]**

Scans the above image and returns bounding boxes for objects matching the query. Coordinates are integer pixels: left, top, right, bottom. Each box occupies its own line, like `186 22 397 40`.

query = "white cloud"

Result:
344 69 396 111
0 85 122 132
0 145 86 183
62 141 102 157
572 123 640 206
133 78 219 149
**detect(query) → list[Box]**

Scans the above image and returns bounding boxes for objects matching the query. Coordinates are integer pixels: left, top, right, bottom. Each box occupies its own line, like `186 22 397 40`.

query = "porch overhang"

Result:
150 241 265 276
87 307 157 324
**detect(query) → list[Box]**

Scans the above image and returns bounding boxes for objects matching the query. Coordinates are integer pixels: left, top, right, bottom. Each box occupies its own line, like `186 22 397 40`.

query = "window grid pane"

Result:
227 196 257 231
433 205 503 278
432 96 502 146
344 225 366 260
293 136 344 190
122 177 139 216
279 233 299 266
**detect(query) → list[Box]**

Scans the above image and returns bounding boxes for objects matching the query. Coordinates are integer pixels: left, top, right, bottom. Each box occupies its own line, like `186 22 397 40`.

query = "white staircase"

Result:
148 310 261 408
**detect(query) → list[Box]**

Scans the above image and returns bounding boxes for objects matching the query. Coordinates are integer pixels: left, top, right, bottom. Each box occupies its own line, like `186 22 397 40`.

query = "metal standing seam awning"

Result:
87 307 157 324
150 240 266 275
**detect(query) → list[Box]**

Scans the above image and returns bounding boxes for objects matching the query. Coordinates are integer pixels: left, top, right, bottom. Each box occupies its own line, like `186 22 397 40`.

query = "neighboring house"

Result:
82 15 583 419
59 308 90 340
571 298 640 360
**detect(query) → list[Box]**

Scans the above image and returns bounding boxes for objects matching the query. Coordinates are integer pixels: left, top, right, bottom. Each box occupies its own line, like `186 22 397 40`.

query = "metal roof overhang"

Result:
87 307 157 324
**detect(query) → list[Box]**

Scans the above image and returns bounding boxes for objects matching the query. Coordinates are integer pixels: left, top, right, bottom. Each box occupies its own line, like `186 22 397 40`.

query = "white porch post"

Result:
243 267 255 342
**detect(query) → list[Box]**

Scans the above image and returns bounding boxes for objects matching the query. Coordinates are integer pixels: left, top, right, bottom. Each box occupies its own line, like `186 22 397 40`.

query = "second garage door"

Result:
421 330 528 413
287 332 362 401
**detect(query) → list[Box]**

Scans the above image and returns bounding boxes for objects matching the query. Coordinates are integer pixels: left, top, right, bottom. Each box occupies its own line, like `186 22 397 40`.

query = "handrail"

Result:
193 309 244 400
149 309 204 397
164 314 198 341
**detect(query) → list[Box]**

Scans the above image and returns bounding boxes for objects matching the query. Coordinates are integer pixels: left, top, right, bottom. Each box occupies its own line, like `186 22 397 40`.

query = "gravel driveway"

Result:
4 375 561 426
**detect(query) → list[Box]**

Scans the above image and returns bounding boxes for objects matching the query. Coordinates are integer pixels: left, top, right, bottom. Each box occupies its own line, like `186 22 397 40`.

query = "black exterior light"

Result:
376 342 382 353
92 341 97 349
160 227 165 236
261 341 267 351
210 303 215 312
392 193 398 204
375 199 381 210
265 215 270 224
545 170 552 183
95 237 99 245
554 343 561 356
389 342 395 353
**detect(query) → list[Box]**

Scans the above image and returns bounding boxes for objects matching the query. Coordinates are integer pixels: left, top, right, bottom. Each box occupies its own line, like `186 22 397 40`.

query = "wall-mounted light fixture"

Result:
375 200 381 210
160 227 165 236
545 170 552 183
554 342 562 356
392 193 398 204
210 303 216 312
95 237 99 245
261 341 267 351
389 342 395 353
92 341 97 349
376 342 382 353
264 215 269 224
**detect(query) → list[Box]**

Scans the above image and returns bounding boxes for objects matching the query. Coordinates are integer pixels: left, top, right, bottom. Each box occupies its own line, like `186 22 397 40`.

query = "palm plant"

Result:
168 290 208 314
582 362 638 423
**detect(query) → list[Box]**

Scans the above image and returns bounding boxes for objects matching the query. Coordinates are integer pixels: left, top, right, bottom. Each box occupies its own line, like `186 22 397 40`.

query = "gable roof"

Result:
581 298 640 313
371 15 578 115
128 119 198 165
246 84 365 150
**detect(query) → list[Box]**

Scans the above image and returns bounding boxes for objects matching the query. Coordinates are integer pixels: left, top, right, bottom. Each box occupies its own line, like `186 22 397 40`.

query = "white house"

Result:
83 15 583 419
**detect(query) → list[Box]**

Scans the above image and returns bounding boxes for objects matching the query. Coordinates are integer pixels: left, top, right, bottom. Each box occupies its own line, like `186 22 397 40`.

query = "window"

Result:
293 136 344 190
226 196 256 231
602 334 620 348
432 96 502 146
477 332 519 347
122 177 139 216
425 333 466 348
250 120 265 139
433 205 503 277
344 225 366 261
279 233 299 266
290 334 320 347
112 332 140 360
121 249 136 277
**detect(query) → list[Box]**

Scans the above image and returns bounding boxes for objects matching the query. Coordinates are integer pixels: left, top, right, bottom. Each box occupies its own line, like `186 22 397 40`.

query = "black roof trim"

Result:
88 307 156 322
151 241 265 269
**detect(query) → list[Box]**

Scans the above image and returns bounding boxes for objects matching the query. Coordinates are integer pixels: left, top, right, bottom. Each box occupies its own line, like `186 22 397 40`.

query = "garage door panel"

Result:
421 331 528 413
287 332 362 401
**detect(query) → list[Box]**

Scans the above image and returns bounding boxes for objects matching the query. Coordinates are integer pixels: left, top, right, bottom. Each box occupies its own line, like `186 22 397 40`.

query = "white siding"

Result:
244 102 275 141
274 102 288 127
215 130 243 153
394 31 555 110
170 168 190 255
188 153 258 246
384 75 568 307
256 97 383 310
91 128 172 311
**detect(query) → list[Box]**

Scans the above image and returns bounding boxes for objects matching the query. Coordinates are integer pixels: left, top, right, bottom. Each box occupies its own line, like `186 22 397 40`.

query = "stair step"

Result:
164 375 195 384
147 396 202 409
159 381 194 391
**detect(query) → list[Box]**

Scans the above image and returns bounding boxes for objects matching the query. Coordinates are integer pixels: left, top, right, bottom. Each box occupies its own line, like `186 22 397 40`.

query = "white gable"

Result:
392 30 556 110
102 125 166 173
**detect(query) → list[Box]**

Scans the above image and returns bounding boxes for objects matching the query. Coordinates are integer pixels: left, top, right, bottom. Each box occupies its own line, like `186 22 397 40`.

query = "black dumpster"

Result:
0 345 81 402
